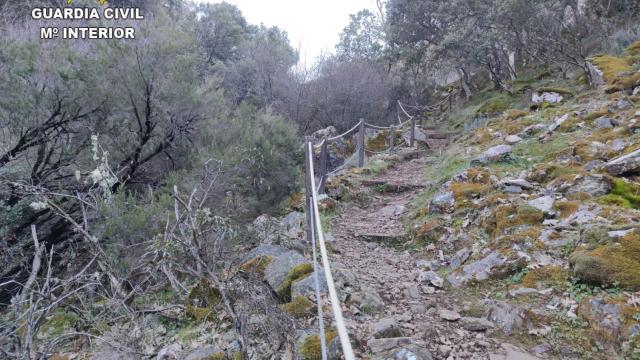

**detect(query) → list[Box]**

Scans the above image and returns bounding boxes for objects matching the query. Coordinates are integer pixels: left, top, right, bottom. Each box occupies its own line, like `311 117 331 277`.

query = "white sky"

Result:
196 0 377 67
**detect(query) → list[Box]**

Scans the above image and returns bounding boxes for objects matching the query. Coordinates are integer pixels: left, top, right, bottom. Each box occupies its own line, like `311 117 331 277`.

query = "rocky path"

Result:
328 156 539 360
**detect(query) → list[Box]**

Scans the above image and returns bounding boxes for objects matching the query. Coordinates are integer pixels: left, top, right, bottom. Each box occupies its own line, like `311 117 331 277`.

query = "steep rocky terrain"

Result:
34 44 640 360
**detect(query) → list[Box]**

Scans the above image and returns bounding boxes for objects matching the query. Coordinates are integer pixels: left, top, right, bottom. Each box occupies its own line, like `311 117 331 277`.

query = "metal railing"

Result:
313 116 416 194
302 111 419 359
304 142 355 360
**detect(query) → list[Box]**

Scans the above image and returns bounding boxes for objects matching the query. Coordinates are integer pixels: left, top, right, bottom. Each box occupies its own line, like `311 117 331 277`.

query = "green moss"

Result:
582 109 610 122
627 40 640 56
537 87 573 95
599 194 634 209
538 101 556 110
239 255 274 276
521 266 568 289
40 310 80 337
299 331 338 360
609 178 640 209
280 296 315 318
488 204 544 236
177 323 200 342
366 131 389 152
591 55 639 91
554 200 579 218
597 178 640 209
591 55 635 80
276 263 313 301
185 278 221 322
504 109 528 120
450 182 491 207
570 230 640 289
477 96 511 114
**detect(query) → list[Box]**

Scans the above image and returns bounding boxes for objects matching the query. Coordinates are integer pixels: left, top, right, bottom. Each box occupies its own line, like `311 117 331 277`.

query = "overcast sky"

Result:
196 0 377 67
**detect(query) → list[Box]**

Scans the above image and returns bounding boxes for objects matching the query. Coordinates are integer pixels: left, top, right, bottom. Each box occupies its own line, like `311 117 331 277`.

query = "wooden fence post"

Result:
357 119 365 167
389 125 395 153
410 117 416 147
318 139 328 194
304 139 314 244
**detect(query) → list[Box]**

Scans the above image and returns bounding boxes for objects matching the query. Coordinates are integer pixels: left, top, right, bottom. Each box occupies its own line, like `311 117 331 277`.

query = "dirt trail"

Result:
328 155 528 360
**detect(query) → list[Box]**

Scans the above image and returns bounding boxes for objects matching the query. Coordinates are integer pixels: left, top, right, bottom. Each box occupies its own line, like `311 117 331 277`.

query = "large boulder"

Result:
605 149 640 176
527 196 555 214
371 317 405 339
579 297 639 351
241 245 287 264
472 145 512 165
481 300 527 335
547 174 612 197
429 191 455 214
418 271 444 288
447 251 507 287
248 212 308 250
532 91 564 104
291 268 327 300
568 175 612 196
264 250 310 297
373 344 433 360
351 287 385 314
250 214 283 245
569 231 640 289
587 61 605 88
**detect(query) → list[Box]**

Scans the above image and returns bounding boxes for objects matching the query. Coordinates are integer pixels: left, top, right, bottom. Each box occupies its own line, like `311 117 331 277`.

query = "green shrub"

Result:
477 96 511 114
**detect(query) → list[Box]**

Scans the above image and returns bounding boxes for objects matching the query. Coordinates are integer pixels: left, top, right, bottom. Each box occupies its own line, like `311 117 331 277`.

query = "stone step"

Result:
361 180 425 193
356 231 408 244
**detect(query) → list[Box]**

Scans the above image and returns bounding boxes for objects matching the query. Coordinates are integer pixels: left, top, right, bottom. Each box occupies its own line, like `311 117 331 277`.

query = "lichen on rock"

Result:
570 230 640 289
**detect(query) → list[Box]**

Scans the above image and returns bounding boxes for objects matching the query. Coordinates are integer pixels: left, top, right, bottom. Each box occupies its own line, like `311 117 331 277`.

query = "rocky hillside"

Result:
31 43 640 360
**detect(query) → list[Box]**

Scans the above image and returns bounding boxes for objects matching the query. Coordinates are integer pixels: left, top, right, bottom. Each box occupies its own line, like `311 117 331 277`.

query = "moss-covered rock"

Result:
521 266 568 289
537 87 573 96
578 296 640 353
276 263 313 301
598 178 640 209
450 182 492 207
299 330 338 360
504 109 528 121
590 55 640 92
279 296 315 318
185 278 221 322
487 204 544 236
570 230 640 289
477 96 511 114
239 255 274 276
366 131 389 152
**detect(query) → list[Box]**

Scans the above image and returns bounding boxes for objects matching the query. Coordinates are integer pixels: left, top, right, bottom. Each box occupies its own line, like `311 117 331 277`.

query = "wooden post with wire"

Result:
410 117 416 147
389 125 395 152
357 119 365 167
304 137 313 208
318 139 328 194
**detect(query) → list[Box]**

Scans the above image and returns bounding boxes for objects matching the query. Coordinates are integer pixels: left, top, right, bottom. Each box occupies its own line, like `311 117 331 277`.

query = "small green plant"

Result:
374 183 387 193
567 279 595 302
507 268 529 285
